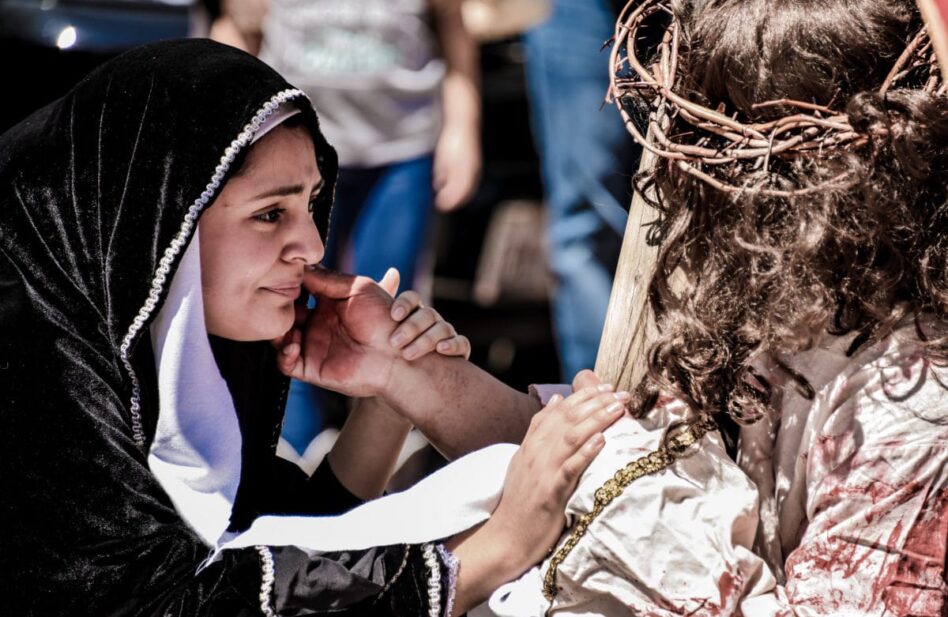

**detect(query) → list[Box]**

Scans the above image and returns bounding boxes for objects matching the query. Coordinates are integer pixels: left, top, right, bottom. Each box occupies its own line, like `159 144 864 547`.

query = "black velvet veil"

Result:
0 40 447 616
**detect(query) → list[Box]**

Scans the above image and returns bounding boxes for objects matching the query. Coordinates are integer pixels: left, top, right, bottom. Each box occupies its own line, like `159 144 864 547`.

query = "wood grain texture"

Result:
918 0 948 78
593 146 660 392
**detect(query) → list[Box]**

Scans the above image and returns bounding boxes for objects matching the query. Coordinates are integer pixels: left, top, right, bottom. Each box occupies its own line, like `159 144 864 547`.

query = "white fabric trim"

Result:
216 443 514 555
423 543 443 617
251 105 301 145
256 545 277 617
148 230 243 546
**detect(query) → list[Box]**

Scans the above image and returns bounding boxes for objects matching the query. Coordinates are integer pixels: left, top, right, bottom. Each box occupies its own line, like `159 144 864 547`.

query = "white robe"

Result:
490 320 948 617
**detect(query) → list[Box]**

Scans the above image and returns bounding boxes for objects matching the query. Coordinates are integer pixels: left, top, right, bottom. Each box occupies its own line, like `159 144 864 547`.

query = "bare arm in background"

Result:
430 0 483 211
211 0 482 206
209 0 267 54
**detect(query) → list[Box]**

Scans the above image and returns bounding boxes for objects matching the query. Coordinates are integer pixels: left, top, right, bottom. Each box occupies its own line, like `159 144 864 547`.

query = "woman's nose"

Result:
284 213 325 265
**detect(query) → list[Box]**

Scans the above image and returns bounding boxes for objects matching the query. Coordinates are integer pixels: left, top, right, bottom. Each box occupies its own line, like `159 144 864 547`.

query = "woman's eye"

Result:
253 208 284 223
308 197 318 214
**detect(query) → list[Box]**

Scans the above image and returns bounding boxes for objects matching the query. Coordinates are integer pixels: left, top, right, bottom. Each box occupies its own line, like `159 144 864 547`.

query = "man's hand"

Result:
274 267 471 396
275 268 401 397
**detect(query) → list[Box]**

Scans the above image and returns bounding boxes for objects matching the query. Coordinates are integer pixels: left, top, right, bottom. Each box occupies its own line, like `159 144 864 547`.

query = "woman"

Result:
0 39 628 615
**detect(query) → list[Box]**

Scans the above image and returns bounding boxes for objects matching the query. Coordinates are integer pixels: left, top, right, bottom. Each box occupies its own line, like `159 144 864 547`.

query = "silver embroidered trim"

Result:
436 544 459 617
256 545 277 617
117 88 306 448
422 543 442 617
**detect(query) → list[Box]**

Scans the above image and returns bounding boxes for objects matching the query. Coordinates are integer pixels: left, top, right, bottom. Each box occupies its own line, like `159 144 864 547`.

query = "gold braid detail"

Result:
541 417 719 607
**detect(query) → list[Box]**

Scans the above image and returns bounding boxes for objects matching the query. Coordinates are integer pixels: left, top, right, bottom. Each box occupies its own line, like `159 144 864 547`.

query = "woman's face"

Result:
200 124 325 341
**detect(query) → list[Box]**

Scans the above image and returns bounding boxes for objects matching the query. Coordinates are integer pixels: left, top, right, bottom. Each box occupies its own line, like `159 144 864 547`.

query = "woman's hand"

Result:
387 286 471 361
445 381 630 612
487 384 630 563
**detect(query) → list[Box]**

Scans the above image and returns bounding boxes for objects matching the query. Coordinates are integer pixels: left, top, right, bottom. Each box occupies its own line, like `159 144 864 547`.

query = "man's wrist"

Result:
375 353 460 428
377 355 414 408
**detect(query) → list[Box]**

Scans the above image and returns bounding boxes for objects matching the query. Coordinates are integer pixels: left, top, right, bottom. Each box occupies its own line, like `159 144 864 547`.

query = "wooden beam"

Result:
918 0 948 79
593 145 660 393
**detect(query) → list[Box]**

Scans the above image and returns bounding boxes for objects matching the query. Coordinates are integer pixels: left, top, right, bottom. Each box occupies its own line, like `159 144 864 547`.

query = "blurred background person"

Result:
522 0 639 380
211 0 482 455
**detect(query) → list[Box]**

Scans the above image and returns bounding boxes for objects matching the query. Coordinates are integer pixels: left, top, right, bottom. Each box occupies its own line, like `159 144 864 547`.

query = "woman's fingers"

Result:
562 390 629 423
530 385 605 432
275 328 303 379
388 295 471 360
479 376 624 572
530 387 627 470
400 320 455 360
557 383 614 412
556 432 607 494
390 289 422 321
436 334 471 359
571 369 602 392
542 390 626 498
389 306 440 348
560 392 627 452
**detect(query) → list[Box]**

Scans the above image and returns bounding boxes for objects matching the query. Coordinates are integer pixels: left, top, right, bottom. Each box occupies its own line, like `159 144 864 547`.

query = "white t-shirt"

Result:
260 0 444 167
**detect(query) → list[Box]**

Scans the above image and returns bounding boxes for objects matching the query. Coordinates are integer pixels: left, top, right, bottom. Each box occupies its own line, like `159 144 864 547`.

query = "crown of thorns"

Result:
609 0 946 197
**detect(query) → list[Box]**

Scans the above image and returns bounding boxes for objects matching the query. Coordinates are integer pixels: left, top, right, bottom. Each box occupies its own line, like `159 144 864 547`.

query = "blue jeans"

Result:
324 155 435 291
524 0 639 380
281 155 435 453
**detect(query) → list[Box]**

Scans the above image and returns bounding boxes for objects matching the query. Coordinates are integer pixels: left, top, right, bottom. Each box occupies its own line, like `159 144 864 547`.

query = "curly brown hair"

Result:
631 0 948 423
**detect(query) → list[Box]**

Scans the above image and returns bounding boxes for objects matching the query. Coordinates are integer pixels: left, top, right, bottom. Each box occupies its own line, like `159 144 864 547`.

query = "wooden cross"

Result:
919 0 948 77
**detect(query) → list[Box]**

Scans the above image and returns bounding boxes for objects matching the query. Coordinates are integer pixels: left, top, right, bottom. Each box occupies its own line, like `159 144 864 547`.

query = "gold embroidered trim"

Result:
541 417 718 607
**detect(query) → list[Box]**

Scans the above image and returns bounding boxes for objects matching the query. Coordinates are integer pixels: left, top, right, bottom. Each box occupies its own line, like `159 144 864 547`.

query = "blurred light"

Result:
56 26 77 50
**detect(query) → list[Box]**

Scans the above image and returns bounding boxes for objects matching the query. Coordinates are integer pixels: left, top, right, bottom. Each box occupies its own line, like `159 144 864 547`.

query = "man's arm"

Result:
320 271 474 494
276 268 541 460
381 355 541 460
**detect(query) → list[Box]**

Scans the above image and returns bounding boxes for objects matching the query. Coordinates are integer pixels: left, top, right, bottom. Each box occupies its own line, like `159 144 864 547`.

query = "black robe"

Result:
0 39 453 616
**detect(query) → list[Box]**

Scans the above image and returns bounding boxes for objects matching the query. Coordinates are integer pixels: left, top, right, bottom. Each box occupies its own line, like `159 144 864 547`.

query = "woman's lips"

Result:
262 285 302 298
